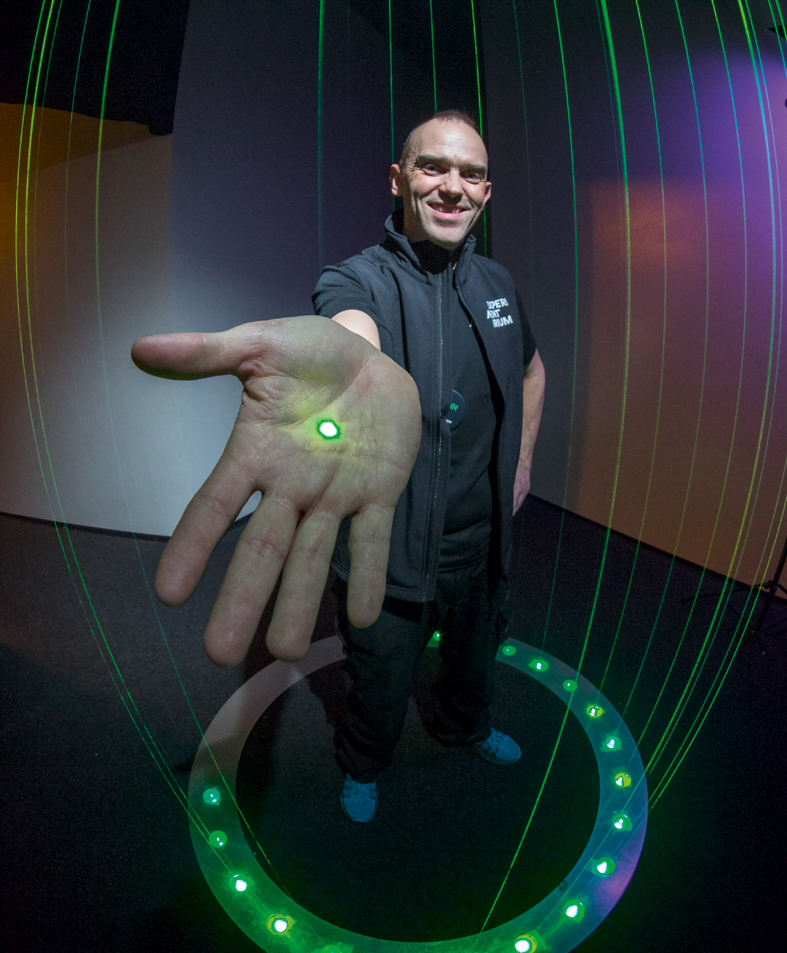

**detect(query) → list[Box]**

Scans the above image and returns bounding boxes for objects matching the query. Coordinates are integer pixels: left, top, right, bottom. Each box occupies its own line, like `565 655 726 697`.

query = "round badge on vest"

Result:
442 390 465 430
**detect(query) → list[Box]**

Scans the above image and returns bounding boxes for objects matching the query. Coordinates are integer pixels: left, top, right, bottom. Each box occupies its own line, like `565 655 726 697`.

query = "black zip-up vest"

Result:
313 215 528 603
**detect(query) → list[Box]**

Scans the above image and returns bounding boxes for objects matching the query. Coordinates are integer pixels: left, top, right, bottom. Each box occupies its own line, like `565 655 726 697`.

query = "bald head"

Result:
390 115 491 250
399 111 485 168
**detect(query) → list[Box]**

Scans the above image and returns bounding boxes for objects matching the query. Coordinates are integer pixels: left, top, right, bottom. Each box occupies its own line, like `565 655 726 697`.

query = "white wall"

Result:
0 129 181 533
0 0 398 535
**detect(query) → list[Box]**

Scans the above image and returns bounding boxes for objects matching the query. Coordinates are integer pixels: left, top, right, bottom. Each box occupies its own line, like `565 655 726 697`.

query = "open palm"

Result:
131 316 421 666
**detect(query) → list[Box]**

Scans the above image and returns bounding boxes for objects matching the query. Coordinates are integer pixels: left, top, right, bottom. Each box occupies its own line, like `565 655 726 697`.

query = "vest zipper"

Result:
424 271 444 597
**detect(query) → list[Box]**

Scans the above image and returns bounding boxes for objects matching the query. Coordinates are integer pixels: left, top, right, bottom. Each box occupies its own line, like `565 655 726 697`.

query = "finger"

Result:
155 456 256 606
263 509 343 661
344 504 395 628
131 321 284 381
203 494 300 667
131 332 223 380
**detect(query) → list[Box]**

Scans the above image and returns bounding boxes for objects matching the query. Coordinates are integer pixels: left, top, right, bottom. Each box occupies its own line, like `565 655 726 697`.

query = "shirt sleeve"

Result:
516 290 537 370
312 263 380 323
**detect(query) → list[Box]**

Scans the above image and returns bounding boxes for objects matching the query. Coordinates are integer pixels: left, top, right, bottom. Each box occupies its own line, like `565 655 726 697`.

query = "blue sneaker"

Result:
340 774 378 822
475 729 521 764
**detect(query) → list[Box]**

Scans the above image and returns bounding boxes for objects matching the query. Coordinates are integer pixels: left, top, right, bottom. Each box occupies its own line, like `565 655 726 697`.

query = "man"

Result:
131 110 544 824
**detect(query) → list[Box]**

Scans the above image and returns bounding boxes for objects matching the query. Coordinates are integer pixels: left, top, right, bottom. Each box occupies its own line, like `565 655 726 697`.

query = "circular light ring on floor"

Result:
188 637 648 952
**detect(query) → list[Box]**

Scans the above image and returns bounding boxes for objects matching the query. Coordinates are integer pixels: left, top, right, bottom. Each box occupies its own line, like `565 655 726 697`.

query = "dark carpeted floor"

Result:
1 496 785 952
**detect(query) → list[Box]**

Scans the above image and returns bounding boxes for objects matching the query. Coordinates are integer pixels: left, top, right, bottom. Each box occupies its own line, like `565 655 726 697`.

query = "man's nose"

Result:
440 168 463 195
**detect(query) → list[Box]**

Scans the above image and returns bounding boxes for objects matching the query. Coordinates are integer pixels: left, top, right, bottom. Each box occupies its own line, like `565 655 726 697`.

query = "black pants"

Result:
333 559 505 784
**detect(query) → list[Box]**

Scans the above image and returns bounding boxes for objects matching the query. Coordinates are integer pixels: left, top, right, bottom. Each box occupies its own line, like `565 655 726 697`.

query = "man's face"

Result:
389 119 491 251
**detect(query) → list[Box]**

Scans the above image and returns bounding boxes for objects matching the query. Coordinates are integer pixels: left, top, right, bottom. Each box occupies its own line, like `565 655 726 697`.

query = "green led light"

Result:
528 658 549 671
190 638 648 952
563 679 578 692
602 735 622 751
614 772 632 788
593 857 616 877
209 830 227 848
317 419 341 439
612 813 633 831
266 915 294 935
202 787 221 805
563 900 585 922
515 936 538 952
586 705 604 718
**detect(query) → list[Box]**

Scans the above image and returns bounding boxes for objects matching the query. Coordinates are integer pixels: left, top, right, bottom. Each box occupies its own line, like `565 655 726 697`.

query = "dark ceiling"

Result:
0 0 190 134
0 0 487 135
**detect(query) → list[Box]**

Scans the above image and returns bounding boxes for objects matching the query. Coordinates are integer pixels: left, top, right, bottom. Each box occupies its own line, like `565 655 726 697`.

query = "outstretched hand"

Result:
131 316 421 666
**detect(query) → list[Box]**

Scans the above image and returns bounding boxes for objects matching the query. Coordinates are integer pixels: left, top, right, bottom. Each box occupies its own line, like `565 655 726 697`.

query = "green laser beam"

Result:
318 0 325 269
11 2 787 947
599 0 670 700
429 0 438 112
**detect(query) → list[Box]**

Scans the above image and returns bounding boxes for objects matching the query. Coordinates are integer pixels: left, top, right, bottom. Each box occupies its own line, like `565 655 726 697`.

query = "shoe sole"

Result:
475 745 521 765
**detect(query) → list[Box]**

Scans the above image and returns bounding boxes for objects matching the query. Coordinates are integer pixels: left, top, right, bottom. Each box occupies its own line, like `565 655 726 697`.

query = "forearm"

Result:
331 309 381 350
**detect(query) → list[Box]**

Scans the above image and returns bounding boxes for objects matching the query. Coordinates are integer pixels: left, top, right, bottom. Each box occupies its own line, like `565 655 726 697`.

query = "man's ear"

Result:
390 164 403 197
482 179 492 208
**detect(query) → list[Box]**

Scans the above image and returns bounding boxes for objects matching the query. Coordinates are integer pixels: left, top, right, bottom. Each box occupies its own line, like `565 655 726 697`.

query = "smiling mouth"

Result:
428 203 467 218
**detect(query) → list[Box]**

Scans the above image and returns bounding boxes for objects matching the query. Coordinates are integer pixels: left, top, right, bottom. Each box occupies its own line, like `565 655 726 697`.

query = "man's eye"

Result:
464 172 483 182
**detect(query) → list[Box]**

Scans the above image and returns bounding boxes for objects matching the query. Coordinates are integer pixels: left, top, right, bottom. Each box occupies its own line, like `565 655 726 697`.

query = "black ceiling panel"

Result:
0 0 190 134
